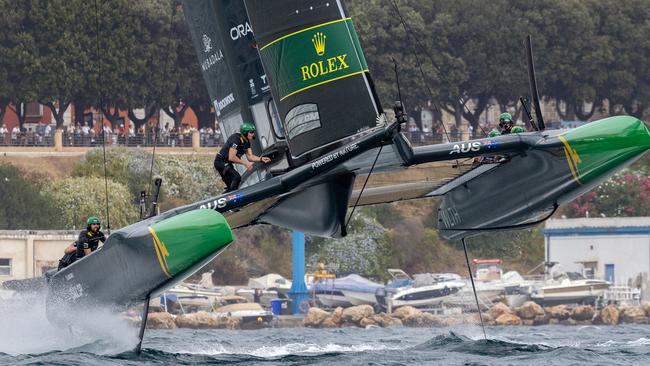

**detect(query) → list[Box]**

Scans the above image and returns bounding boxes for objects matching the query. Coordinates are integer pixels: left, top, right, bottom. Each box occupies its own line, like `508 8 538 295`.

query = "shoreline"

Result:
138 301 650 330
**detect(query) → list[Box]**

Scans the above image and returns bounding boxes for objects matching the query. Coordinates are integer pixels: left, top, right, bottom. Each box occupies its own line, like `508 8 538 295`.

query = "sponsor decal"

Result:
202 34 212 53
311 143 359 170
439 207 462 228
227 193 244 204
199 193 242 210
485 140 498 149
230 22 253 41
312 31 326 56
201 49 224 71
449 141 482 155
299 31 349 81
259 18 369 101
216 93 235 113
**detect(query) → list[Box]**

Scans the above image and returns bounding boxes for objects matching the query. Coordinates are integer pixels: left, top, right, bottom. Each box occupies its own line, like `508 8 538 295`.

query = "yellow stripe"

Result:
280 70 368 101
260 18 352 51
558 135 582 185
149 227 171 278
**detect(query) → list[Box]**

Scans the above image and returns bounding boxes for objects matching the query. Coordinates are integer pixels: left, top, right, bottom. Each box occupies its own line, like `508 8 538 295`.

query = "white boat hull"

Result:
316 293 352 308
341 290 377 306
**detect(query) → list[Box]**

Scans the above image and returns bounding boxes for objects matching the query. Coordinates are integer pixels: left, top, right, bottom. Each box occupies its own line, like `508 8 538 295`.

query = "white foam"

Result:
167 341 399 358
0 290 138 356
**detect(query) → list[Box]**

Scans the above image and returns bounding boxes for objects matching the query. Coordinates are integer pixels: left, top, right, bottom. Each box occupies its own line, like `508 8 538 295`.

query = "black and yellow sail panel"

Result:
259 17 369 101
148 209 233 278
246 0 381 158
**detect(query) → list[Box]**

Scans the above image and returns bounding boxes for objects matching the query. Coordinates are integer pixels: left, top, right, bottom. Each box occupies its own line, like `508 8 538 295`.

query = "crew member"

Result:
57 216 106 270
489 112 525 137
214 122 271 192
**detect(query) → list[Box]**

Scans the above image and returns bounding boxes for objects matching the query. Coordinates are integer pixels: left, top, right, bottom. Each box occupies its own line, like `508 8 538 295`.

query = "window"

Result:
267 99 285 139
0 258 11 276
25 102 43 118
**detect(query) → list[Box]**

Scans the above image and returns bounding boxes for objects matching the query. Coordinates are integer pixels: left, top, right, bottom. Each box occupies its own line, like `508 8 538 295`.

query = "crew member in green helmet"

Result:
58 216 107 270
489 112 525 137
214 122 271 192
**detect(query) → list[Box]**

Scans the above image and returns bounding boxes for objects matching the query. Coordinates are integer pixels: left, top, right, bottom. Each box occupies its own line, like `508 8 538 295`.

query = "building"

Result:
0 230 76 282
542 217 650 299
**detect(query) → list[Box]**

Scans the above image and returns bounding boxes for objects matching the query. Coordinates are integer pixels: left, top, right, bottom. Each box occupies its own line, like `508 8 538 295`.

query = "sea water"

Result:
1 295 649 365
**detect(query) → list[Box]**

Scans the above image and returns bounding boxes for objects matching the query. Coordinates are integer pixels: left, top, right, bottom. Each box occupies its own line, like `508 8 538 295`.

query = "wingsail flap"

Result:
244 0 381 158
182 0 241 121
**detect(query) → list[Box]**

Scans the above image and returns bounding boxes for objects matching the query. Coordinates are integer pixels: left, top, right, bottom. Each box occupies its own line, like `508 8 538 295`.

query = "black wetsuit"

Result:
57 227 106 270
75 228 106 259
214 133 250 192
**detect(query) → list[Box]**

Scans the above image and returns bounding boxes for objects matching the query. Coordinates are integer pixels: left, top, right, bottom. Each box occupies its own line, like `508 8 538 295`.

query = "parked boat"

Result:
312 274 382 308
248 273 292 298
530 272 610 306
376 270 465 309
213 303 273 329
333 275 384 306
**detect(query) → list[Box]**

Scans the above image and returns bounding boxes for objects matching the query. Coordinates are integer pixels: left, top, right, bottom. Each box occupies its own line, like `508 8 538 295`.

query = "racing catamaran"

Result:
45 0 650 351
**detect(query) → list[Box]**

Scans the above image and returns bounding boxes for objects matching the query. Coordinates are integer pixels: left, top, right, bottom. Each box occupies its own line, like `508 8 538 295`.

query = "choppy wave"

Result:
2 312 650 365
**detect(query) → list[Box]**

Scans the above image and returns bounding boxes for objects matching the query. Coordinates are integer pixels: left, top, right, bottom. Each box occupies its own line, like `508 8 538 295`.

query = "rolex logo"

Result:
312 32 326 56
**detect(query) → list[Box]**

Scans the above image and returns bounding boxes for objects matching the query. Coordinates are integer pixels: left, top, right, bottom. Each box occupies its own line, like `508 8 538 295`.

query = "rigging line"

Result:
93 0 111 234
388 0 488 139
461 237 487 340
344 145 384 231
147 4 178 203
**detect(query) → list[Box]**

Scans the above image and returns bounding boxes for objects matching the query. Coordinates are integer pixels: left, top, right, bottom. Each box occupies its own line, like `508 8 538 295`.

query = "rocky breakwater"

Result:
487 301 650 326
304 305 484 328
139 311 243 330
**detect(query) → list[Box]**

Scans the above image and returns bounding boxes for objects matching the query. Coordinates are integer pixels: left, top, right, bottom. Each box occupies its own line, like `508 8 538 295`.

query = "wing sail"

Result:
244 0 381 159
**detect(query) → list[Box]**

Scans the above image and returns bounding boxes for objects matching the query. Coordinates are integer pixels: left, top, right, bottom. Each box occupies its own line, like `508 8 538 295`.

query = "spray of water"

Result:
0 289 138 356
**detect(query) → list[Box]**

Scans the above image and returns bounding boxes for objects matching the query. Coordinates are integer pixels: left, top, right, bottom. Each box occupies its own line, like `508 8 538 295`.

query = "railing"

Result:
0 132 223 148
0 130 481 149
603 285 642 307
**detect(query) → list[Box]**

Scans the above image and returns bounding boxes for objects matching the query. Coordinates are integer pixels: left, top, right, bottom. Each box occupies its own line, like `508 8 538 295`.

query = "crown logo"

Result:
312 32 326 56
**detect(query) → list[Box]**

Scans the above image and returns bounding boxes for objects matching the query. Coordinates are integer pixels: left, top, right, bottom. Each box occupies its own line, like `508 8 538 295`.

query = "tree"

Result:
348 0 442 121
41 176 137 229
0 164 63 229
566 171 650 217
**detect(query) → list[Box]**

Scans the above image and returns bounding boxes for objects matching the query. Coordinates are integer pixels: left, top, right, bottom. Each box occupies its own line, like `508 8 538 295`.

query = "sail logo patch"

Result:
202 34 212 53
300 54 349 81
259 18 369 101
230 22 253 40
312 32 326 55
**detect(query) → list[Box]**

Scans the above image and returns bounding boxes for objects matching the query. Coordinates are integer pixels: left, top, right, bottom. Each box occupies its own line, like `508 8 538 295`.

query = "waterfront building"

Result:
542 217 650 300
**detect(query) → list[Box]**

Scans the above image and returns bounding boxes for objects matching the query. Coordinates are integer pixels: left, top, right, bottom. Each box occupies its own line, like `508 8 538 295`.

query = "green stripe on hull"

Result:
149 209 233 277
560 116 650 184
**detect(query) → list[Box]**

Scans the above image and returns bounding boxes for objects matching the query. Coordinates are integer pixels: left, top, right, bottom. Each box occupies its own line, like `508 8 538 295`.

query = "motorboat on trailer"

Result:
312 274 383 308
332 274 384 306
375 269 465 309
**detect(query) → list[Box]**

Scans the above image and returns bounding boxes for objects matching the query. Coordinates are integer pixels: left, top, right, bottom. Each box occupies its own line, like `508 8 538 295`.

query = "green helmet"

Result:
87 216 101 225
499 112 513 124
488 129 501 137
511 126 525 134
240 122 256 134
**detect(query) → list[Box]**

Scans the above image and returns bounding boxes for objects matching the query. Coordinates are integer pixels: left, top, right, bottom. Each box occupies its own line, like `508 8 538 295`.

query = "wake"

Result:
0 289 137 356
